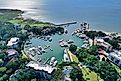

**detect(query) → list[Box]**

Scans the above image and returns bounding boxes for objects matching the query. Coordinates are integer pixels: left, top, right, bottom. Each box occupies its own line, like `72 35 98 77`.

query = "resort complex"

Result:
0 6 121 81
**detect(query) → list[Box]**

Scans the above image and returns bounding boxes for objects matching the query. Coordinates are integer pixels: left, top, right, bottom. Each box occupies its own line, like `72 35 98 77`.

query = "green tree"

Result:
24 24 31 30
70 68 85 81
69 44 77 53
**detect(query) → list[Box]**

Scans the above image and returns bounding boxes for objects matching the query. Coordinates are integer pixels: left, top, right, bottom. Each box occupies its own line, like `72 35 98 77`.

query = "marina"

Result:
24 24 83 63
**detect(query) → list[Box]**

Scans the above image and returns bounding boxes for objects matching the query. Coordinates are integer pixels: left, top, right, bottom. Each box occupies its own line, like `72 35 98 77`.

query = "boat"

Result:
38 46 42 50
59 41 69 47
79 34 87 39
47 36 51 40
64 28 68 34
49 37 52 42
44 45 50 49
67 39 74 44
49 57 57 66
37 58 42 62
42 49 46 53
59 39 64 43
38 45 46 53
71 32 75 36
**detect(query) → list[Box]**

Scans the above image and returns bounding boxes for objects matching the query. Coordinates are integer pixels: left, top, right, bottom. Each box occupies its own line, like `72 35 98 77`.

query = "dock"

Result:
44 58 51 64
54 21 77 27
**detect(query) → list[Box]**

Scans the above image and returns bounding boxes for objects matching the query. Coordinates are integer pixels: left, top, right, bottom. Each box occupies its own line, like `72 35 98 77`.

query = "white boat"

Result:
59 41 69 47
49 37 52 42
49 57 58 66
59 39 64 43
37 58 42 62
67 39 74 44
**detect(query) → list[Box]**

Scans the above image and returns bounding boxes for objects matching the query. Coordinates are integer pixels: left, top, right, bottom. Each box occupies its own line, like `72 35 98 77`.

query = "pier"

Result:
54 21 77 27
44 58 51 64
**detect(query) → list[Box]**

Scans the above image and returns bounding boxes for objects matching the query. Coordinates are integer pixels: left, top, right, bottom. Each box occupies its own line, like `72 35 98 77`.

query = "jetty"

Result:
44 58 51 64
54 21 77 27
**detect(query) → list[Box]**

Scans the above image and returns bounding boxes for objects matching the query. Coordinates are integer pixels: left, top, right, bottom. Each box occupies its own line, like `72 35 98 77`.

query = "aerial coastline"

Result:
0 8 121 81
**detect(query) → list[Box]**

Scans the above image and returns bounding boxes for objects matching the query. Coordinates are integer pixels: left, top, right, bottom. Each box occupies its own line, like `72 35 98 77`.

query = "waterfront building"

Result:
95 38 112 51
108 50 121 66
49 57 58 66
80 22 90 32
97 48 108 61
7 37 20 48
64 49 71 62
26 61 55 74
6 49 18 59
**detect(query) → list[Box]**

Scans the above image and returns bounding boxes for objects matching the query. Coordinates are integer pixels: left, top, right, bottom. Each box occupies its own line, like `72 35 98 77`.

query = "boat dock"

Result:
44 58 51 64
54 21 77 27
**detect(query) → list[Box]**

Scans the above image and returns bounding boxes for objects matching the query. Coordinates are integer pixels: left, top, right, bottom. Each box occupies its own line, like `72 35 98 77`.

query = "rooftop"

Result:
109 51 121 60
26 61 55 74
6 49 18 56
7 37 19 46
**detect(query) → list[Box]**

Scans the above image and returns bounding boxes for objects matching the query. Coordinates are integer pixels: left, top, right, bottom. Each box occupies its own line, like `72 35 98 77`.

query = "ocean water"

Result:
0 0 121 32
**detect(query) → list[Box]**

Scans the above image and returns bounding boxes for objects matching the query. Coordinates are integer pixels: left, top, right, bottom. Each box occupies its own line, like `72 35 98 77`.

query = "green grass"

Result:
0 9 53 28
9 18 52 28
0 67 7 72
0 9 22 22
21 50 29 60
82 67 101 81
67 49 79 63
31 79 36 81
111 63 121 77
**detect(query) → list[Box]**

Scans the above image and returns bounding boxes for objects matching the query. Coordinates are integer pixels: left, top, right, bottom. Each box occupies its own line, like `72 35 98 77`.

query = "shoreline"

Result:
0 8 120 35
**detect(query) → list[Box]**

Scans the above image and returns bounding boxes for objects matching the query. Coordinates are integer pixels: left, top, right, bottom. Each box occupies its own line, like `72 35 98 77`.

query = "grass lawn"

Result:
111 63 121 76
0 9 53 28
31 79 36 81
81 67 101 81
9 18 52 28
0 67 7 72
67 49 79 63
0 9 22 22
21 50 29 60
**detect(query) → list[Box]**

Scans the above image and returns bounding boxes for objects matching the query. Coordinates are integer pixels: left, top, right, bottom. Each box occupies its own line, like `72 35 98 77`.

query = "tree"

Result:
24 24 31 30
108 39 120 50
76 48 120 81
88 45 98 55
70 68 85 81
85 31 98 45
97 31 106 37
69 44 77 53
0 53 7 60
98 61 119 81
9 68 36 81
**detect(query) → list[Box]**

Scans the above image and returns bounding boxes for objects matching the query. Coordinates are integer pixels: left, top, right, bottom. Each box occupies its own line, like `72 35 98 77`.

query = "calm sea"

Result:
0 0 121 32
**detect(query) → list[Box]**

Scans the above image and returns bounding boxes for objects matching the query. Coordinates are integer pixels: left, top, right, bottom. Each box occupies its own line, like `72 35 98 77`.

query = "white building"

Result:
6 49 18 59
80 22 90 32
108 51 121 66
26 61 55 74
64 49 71 62
95 38 112 51
49 57 58 67
7 37 19 48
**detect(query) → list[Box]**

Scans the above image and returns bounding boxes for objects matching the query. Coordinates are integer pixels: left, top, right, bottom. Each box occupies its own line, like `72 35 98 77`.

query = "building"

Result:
97 48 109 61
49 57 58 67
6 49 18 59
7 37 19 48
64 49 71 62
26 61 55 74
108 50 121 66
14 24 21 30
80 22 90 32
95 38 112 51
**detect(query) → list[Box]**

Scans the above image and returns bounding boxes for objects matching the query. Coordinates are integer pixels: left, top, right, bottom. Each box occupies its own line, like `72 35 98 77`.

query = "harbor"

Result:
24 23 83 64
